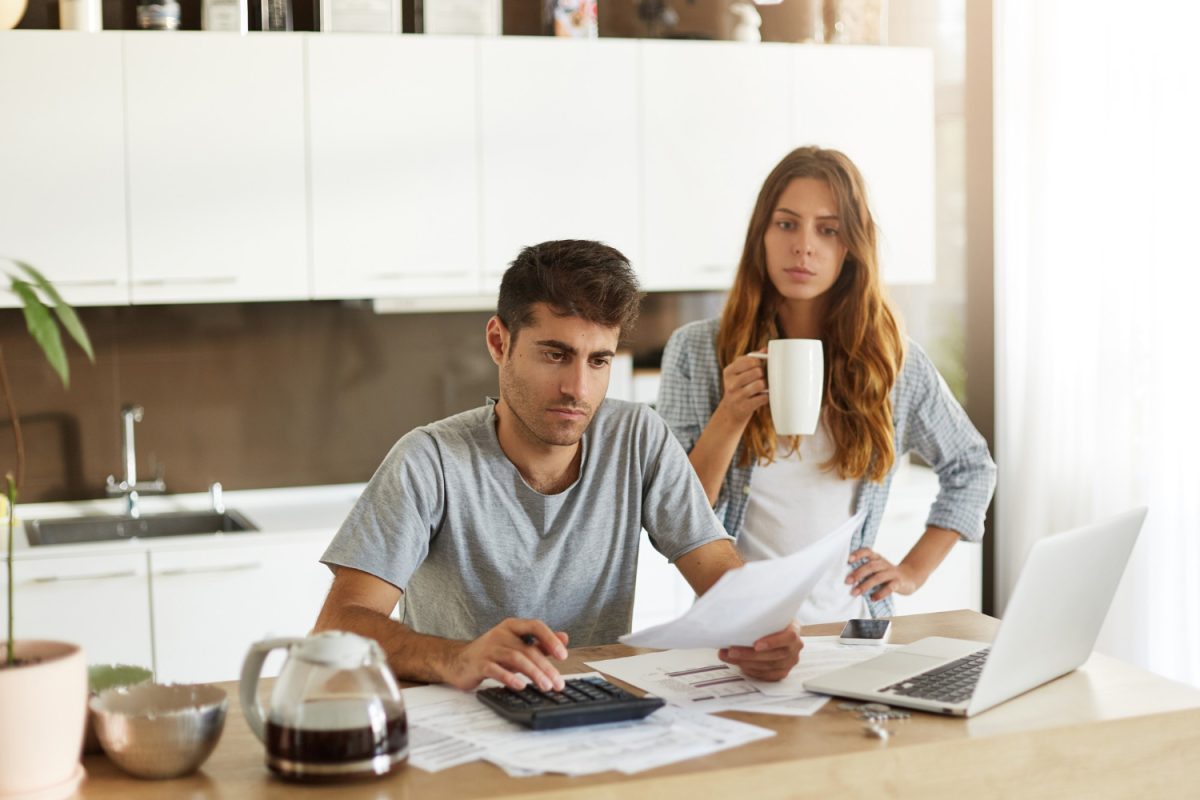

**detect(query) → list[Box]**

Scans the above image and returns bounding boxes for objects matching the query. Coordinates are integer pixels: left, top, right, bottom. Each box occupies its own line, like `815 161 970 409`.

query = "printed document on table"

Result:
621 512 865 649
588 636 900 717
402 673 774 776
586 648 776 713
745 635 901 697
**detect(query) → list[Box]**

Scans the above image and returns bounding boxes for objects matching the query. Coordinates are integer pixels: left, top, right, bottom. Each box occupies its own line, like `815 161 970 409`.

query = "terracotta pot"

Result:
0 641 88 799
0 0 28 30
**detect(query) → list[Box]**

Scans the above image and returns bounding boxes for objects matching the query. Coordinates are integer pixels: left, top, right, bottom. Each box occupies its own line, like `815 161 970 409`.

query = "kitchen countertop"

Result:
6 483 366 557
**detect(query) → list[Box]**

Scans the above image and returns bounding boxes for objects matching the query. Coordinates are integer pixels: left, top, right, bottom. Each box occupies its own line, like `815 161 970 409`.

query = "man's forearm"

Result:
314 601 464 684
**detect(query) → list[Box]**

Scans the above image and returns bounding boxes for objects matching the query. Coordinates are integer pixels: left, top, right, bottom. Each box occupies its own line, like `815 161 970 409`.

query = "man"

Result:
316 240 802 693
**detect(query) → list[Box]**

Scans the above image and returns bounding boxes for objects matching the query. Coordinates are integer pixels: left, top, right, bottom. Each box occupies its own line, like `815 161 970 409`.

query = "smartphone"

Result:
838 618 892 645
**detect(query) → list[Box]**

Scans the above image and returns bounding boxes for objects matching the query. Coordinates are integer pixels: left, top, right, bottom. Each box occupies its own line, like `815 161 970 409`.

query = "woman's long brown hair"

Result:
717 146 904 482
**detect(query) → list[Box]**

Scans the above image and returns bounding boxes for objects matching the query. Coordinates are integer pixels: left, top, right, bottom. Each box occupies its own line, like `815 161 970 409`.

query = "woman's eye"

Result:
776 220 796 231
820 227 840 237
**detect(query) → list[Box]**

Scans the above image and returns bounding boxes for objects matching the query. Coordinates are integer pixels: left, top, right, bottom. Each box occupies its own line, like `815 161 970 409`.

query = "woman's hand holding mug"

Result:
718 352 771 425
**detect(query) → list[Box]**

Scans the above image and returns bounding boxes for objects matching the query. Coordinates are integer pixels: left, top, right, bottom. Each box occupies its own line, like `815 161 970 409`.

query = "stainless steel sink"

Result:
24 510 258 546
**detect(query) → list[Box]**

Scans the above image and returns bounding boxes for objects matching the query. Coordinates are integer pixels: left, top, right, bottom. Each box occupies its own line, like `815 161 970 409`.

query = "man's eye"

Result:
545 351 566 362
590 358 611 368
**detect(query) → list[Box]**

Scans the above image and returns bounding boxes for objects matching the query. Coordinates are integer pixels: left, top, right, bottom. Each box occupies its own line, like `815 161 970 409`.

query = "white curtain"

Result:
995 0 1200 685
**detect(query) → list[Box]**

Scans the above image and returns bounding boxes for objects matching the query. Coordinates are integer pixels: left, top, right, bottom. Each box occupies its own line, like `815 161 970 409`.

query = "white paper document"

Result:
401 673 774 776
586 648 775 713
587 636 899 717
745 635 901 697
620 512 865 649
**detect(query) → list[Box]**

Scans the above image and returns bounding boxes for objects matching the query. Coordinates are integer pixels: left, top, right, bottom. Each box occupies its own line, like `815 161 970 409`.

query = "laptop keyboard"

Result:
882 648 991 705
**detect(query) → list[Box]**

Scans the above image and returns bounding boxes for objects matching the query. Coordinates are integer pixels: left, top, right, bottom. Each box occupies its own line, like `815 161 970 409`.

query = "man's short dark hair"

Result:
497 240 642 342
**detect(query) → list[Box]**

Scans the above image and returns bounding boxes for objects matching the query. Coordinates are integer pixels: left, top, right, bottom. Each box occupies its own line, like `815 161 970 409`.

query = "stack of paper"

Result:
403 673 774 776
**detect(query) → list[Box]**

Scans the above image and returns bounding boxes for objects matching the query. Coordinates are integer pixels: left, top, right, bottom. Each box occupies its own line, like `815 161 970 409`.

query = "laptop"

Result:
804 507 1147 717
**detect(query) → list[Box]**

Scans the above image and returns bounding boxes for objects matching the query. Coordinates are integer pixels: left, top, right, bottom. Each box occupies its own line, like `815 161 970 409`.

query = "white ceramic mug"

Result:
748 339 823 435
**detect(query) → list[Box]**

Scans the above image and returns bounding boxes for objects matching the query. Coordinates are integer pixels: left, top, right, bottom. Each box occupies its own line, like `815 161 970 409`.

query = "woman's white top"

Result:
737 421 866 625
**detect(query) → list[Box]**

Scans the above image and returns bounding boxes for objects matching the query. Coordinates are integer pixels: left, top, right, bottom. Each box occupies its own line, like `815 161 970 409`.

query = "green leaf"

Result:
10 279 69 388
14 260 94 363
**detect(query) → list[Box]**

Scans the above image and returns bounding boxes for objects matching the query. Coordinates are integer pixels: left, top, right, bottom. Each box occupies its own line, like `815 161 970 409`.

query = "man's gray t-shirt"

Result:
321 398 731 646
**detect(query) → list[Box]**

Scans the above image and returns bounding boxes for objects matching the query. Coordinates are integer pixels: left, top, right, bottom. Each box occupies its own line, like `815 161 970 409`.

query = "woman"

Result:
657 146 996 622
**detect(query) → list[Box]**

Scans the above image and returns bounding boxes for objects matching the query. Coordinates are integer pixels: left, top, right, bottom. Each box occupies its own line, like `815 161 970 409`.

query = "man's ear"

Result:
485 316 509 366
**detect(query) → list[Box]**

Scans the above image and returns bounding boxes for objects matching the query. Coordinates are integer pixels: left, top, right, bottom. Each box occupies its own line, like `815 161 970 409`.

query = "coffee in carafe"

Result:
241 632 408 782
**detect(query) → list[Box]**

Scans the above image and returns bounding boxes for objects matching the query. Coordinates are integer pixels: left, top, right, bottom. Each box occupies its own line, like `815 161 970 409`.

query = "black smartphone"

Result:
838 618 892 645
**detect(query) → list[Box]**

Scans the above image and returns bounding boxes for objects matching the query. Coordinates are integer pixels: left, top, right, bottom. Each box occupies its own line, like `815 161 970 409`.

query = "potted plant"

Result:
0 258 95 799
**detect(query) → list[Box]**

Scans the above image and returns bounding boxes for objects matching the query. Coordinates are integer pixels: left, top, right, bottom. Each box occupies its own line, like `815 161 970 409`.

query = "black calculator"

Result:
476 676 665 730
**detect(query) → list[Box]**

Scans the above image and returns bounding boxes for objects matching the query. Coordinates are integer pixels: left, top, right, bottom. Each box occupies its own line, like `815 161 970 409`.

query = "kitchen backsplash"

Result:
0 291 722 502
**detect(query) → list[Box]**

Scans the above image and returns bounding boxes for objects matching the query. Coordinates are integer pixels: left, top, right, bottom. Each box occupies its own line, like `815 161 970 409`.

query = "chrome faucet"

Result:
105 404 167 518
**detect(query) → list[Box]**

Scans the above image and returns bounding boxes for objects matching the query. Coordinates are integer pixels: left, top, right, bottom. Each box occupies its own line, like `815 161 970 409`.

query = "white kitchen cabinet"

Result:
479 37 640 293
0 32 935 306
632 533 694 633
149 537 331 683
308 35 482 299
123 32 309 304
0 32 130 307
792 47 935 285
0 550 153 668
873 459 982 615
639 40 793 292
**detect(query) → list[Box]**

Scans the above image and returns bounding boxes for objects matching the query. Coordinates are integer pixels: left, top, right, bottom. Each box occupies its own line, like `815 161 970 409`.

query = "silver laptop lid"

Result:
968 506 1147 715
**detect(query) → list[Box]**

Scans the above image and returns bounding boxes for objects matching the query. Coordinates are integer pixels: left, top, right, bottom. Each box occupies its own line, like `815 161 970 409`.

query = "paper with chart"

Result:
620 512 866 649
587 636 900 717
586 648 825 715
401 673 775 777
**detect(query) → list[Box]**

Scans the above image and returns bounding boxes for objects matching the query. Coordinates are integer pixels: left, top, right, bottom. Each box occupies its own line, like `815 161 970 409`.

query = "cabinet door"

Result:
149 538 331 684
479 37 640 294
123 32 309 304
0 32 129 307
0 551 153 669
792 47 935 285
308 35 480 299
632 532 695 632
872 460 982 614
640 41 793 291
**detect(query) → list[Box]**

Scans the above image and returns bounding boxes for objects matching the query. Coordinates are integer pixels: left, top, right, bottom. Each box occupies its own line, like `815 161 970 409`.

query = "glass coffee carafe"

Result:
240 631 407 782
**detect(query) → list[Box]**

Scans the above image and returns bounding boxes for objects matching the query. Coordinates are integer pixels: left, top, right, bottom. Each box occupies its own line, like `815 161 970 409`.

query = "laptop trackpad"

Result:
855 652 945 677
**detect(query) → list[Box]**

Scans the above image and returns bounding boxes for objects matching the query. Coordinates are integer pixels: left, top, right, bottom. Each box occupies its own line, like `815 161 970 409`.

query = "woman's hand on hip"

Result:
845 548 922 602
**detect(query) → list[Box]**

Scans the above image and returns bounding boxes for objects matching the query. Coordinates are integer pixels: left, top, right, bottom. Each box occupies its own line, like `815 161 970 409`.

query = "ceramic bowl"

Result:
89 683 227 779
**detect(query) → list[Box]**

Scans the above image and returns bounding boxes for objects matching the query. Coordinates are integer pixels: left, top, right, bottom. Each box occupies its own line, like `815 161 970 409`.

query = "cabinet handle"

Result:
134 276 239 287
154 562 262 577
370 271 469 280
47 279 122 288
25 569 138 585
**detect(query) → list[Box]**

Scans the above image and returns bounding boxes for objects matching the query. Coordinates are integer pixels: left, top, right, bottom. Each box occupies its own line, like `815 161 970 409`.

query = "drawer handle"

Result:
155 562 262 577
26 569 138 584
46 279 122 288
134 276 239 287
370 271 469 280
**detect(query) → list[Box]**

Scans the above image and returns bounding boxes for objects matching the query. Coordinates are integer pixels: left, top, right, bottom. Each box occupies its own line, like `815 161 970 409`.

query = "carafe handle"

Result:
239 637 304 743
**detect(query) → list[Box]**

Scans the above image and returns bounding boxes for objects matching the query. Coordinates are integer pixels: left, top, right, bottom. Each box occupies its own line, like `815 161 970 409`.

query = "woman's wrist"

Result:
713 397 754 432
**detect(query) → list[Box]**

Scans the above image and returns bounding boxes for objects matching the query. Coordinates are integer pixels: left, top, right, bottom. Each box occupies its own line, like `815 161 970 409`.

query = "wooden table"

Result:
74 611 1200 799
